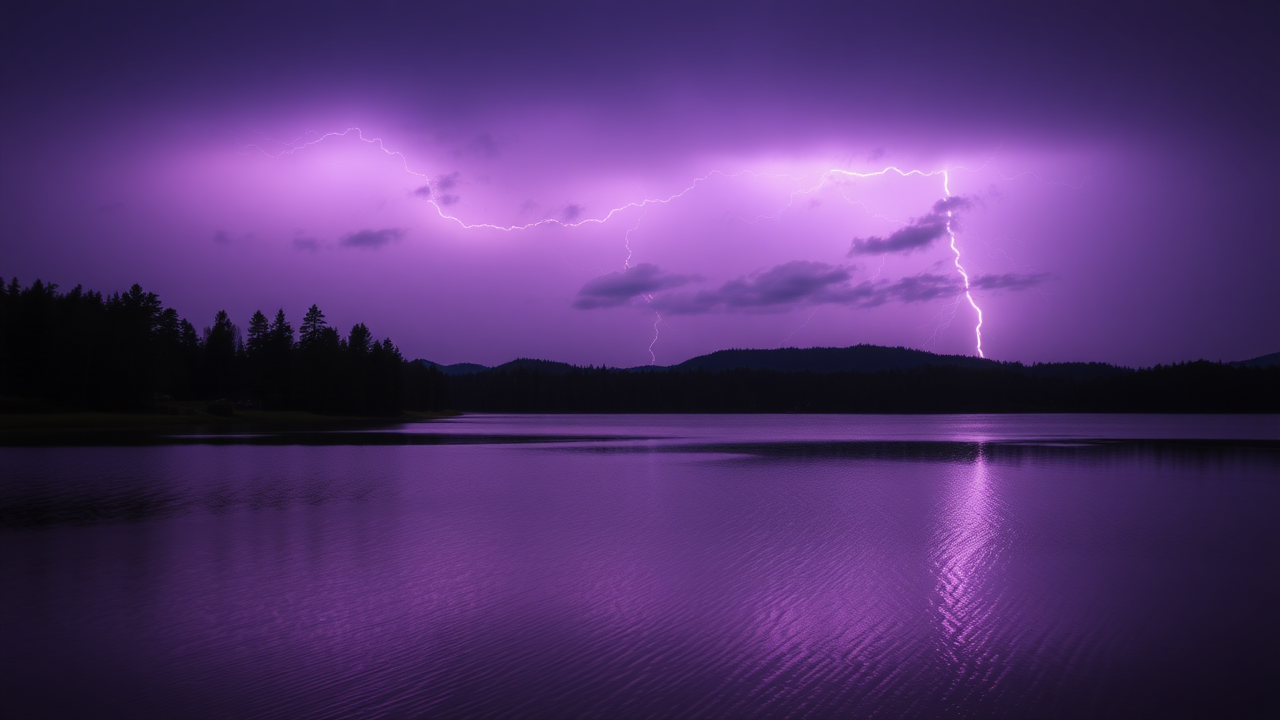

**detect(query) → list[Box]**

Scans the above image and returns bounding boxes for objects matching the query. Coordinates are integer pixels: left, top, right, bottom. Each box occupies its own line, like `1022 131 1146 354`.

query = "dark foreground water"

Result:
2 415 1278 719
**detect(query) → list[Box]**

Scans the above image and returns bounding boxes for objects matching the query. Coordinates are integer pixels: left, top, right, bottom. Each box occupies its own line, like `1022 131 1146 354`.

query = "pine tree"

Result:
246 310 269 356
299 304 326 348
269 309 293 349
204 310 238 399
348 323 372 355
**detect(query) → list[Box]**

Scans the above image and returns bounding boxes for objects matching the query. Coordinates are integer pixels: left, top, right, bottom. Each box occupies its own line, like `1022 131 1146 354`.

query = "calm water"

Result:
2 414 1278 719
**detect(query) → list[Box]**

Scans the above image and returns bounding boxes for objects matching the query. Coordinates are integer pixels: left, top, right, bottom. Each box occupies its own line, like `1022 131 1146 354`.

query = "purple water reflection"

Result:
393 413 1280 444
2 416 1277 718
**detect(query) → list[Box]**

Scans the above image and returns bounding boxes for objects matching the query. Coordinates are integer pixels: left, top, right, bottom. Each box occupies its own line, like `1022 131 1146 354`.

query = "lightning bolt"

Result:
623 209 646 270
648 311 663 366
783 310 817 347
871 254 887 279
240 127 1003 358
943 170 984 358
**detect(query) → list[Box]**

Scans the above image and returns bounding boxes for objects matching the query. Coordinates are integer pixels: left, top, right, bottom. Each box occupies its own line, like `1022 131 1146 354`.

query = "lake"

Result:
2 414 1278 718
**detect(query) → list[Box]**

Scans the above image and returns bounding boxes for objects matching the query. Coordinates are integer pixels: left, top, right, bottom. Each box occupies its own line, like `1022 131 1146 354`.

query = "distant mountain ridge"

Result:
422 358 580 375
422 344 1277 378
665 345 998 374
420 361 492 376
1230 352 1280 369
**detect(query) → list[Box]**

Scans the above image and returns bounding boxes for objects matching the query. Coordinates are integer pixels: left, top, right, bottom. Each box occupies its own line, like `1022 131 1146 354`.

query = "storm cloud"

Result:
340 228 405 250
579 260 1047 315
573 264 695 309
850 196 974 256
970 272 1050 291
291 236 322 253
435 172 460 190
651 262 854 314
212 230 254 246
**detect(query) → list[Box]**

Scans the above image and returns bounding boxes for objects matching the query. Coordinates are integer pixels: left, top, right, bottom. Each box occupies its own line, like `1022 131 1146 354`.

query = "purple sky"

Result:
2 2 1276 367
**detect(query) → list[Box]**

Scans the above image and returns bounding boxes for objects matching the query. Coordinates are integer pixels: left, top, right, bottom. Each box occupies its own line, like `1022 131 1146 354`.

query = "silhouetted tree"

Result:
367 337 404 414
342 323 373 413
245 310 270 401
263 309 294 408
0 277 446 414
8 275 1270 417
103 284 164 408
299 304 326 348
295 306 342 412
203 310 239 399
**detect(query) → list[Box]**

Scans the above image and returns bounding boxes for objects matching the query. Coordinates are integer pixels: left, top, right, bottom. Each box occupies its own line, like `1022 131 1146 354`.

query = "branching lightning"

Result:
943 170 984 358
648 311 663 366
240 127 998 358
783 311 817 347
623 209 646 270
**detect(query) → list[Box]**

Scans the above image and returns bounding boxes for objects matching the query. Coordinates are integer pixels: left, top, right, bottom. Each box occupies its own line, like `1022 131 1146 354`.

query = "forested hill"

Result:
665 345 1007 374
427 345 1138 380
423 359 579 375
3 277 1277 416
652 346 1139 381
426 346 1279 413
1231 352 1280 369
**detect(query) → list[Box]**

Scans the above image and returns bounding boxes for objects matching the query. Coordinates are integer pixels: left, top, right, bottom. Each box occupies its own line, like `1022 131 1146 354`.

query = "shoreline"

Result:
0 406 461 446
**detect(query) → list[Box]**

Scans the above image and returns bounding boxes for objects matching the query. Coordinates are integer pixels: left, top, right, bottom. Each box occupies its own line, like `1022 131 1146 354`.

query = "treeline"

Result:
0 278 447 414
3 277 1277 416
445 361 1279 413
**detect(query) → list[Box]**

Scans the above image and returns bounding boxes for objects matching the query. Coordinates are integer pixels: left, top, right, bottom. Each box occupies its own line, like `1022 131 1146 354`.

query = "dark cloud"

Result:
413 185 432 198
849 195 974 256
437 194 460 206
212 230 254 245
652 262 854 314
435 171 460 190
970 272 1049 291
582 260 1048 315
872 273 958 304
573 264 695 309
851 271 1047 306
562 204 583 222
931 196 973 213
850 223 948 255
708 261 852 309
467 133 498 159
340 228 405 250
291 237 321 253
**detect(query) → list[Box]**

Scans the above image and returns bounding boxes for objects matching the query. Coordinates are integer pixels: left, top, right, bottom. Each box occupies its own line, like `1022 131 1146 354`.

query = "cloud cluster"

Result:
653 261 853 314
573 263 695 309
212 230 254 245
340 228 405 250
416 172 461 205
574 260 1046 315
969 272 1049 291
849 196 973 256
291 236 321 253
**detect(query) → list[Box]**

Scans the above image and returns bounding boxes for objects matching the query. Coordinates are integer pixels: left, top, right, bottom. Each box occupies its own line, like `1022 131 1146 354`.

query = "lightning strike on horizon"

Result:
943 170 984 358
649 311 663 366
922 292 965 351
783 311 817 347
241 127 998 358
